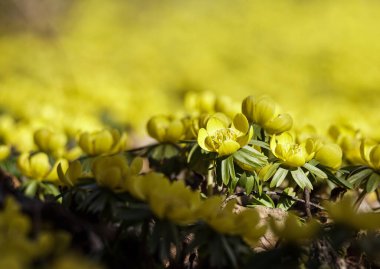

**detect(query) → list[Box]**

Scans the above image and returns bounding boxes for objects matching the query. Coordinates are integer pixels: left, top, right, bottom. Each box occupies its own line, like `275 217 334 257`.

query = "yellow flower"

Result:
314 142 342 170
92 155 143 191
190 112 231 139
328 124 362 164
324 194 380 230
270 132 315 167
78 129 127 156
126 172 168 201
0 144 11 161
270 213 320 242
17 152 68 181
57 160 85 187
197 113 253 156
360 139 380 171
148 180 202 225
242 96 293 135
34 129 67 156
184 91 216 114
147 115 184 143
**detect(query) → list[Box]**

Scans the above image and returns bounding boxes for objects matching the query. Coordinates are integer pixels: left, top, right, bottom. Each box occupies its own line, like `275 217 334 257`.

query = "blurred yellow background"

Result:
1 0 380 138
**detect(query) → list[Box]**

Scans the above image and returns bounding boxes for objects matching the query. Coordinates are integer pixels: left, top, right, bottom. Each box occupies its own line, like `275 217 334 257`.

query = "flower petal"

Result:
218 140 240 156
197 128 210 151
237 126 253 147
232 113 249 134
206 117 227 134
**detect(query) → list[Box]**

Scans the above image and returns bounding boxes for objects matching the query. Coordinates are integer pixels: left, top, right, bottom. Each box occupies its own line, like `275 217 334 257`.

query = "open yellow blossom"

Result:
270 132 314 167
17 152 68 181
242 96 293 135
147 115 185 143
197 113 253 156
190 112 231 139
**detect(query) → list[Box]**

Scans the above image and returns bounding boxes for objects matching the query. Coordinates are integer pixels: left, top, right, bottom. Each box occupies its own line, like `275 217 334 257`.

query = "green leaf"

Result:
303 163 327 179
270 167 288 188
227 156 236 181
245 173 255 195
319 165 352 189
233 146 267 170
187 143 198 163
249 139 271 150
149 144 179 160
347 168 373 187
24 180 38 197
116 207 152 222
366 172 380 193
277 187 296 210
221 157 230 185
220 235 238 269
229 175 239 194
249 193 275 208
291 167 313 190
42 183 60 197
263 162 281 181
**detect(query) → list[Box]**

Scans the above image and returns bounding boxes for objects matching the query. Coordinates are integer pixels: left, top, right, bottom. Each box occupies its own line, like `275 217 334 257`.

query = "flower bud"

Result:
78 129 126 156
369 145 380 170
34 129 67 154
264 113 293 135
242 95 255 122
314 143 342 170
147 115 184 143
252 97 277 126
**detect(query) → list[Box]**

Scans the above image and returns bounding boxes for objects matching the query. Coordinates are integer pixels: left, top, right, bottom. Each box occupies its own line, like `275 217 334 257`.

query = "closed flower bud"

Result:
147 115 184 143
184 91 216 113
315 143 342 170
369 145 380 170
265 113 293 135
34 129 67 155
78 129 127 156
252 97 277 126
242 96 292 134
242 95 255 122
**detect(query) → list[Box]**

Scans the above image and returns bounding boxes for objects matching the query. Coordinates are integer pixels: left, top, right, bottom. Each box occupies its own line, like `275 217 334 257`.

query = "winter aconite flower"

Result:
147 115 185 143
0 145 10 161
313 141 342 170
197 113 253 156
78 129 128 156
17 152 68 181
92 155 143 191
57 160 87 187
242 96 293 135
270 132 314 167
34 128 67 156
360 139 380 171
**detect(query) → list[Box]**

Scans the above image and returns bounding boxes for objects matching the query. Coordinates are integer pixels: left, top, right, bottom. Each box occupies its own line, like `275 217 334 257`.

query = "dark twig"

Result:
304 188 313 219
265 190 325 211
